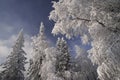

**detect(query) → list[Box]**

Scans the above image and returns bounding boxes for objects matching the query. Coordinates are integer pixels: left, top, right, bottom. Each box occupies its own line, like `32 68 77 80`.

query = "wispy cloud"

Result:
0 34 32 64
0 35 16 63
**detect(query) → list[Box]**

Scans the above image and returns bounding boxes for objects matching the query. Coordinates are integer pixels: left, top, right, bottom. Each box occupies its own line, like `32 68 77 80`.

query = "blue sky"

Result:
0 0 59 64
0 0 58 39
0 0 89 64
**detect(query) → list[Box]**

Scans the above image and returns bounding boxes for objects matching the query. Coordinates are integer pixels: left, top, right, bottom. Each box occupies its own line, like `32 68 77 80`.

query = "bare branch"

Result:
96 20 106 27
75 17 91 22
73 17 120 33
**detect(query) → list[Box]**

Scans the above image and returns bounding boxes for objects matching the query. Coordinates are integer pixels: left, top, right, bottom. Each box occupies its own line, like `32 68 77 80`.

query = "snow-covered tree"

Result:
26 22 49 80
72 45 97 80
41 47 62 80
49 0 92 42
39 37 72 80
50 0 120 80
49 0 120 39
55 37 71 80
88 23 120 80
1 29 27 80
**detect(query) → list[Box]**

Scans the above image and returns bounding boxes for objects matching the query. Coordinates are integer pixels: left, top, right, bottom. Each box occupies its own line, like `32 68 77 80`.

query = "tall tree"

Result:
55 37 71 80
40 47 61 80
1 29 27 80
26 22 49 80
50 0 120 80
40 37 71 80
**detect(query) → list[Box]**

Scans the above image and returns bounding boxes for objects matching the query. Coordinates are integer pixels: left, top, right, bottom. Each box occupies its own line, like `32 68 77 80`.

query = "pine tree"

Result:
40 38 71 80
55 37 71 80
40 47 60 80
1 29 27 80
26 22 49 80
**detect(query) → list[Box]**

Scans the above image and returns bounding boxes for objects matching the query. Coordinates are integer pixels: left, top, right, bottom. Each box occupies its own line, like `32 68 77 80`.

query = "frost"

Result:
1 29 27 80
50 0 120 79
26 22 49 80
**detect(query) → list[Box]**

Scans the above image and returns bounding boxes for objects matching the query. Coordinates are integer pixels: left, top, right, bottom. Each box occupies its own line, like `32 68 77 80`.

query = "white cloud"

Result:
3 26 14 33
0 35 16 63
0 23 14 33
0 34 33 65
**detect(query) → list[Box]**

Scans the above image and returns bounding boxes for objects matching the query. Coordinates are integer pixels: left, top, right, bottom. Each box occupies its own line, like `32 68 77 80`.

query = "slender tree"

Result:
40 37 72 80
55 37 71 80
40 47 61 80
1 29 27 80
26 22 49 80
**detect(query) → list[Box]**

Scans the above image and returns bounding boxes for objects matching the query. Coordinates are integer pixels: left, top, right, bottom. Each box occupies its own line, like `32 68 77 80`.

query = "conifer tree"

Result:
40 38 71 80
55 37 71 80
1 29 27 80
26 22 49 80
40 47 59 80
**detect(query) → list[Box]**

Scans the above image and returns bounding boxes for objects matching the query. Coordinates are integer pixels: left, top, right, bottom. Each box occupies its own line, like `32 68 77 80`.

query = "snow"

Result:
1 0 120 80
